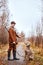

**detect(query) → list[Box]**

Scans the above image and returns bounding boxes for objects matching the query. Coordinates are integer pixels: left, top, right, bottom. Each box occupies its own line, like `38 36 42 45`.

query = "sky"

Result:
8 0 41 37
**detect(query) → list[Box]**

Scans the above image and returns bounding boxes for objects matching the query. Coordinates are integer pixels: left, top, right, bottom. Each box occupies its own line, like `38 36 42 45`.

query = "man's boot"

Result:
13 50 19 60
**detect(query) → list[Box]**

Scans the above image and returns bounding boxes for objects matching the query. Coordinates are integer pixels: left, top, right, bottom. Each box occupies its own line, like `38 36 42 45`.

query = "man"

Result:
8 21 20 60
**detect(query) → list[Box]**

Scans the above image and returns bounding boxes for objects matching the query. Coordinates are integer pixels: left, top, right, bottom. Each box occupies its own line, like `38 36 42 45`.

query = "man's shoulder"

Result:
9 27 12 30
8 27 13 32
9 27 16 33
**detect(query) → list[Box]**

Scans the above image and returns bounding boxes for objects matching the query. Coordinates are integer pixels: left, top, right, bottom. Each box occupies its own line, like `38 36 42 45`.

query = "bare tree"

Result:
35 22 42 47
0 0 9 44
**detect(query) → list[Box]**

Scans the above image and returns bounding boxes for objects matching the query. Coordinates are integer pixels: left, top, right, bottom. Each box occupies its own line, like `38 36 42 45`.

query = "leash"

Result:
16 51 25 58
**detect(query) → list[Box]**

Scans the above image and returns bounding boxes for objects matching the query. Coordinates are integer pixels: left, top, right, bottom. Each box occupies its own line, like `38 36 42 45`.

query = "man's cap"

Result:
11 21 16 24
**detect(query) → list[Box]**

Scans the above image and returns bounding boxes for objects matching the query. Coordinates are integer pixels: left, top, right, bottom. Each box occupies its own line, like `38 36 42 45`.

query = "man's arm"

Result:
16 34 20 38
16 32 21 38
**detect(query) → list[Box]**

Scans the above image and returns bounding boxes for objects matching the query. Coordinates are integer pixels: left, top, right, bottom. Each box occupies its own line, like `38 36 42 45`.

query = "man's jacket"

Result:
8 27 19 44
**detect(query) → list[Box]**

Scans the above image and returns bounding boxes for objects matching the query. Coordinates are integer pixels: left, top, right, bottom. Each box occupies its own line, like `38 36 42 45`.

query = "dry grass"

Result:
0 43 43 65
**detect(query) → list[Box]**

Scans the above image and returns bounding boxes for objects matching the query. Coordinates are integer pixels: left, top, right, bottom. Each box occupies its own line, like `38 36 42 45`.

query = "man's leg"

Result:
13 44 16 59
8 49 11 60
8 44 12 60
13 44 19 60
13 49 16 59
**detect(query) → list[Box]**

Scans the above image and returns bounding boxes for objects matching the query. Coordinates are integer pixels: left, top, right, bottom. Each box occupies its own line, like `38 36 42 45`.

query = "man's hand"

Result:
13 42 16 44
19 35 21 38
